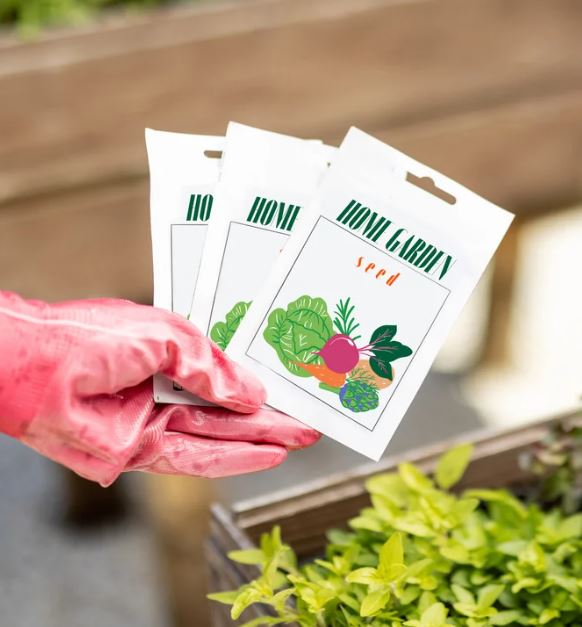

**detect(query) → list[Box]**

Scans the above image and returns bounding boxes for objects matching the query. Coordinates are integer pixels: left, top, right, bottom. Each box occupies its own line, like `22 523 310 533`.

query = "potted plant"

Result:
206 415 582 626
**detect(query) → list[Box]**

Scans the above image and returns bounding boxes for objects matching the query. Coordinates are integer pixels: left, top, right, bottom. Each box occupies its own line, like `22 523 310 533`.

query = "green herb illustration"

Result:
210 301 251 350
263 295 413 413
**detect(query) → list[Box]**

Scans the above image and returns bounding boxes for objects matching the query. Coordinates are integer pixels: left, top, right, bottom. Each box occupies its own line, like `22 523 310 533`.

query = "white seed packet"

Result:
146 128 224 404
227 127 514 461
190 121 332 354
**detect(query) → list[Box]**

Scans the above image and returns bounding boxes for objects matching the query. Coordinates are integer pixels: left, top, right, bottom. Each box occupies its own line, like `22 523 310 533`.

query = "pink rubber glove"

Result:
0 291 319 486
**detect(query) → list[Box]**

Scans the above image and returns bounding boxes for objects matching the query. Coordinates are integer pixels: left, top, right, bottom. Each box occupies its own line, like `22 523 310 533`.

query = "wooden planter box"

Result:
206 413 579 626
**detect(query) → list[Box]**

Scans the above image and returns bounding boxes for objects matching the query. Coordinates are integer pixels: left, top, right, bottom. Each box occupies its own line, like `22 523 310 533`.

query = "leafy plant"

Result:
210 443 582 626
519 417 582 515
263 295 334 377
210 301 251 350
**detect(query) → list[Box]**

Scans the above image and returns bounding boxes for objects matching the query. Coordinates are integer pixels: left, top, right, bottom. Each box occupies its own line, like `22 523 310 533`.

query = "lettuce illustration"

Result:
263 295 333 377
210 301 251 350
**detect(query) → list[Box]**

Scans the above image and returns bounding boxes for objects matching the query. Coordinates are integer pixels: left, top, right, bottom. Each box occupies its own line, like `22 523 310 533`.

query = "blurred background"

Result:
1 0 581 625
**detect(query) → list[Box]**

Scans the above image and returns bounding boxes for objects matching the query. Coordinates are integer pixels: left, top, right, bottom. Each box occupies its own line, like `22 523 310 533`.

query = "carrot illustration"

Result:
293 362 346 388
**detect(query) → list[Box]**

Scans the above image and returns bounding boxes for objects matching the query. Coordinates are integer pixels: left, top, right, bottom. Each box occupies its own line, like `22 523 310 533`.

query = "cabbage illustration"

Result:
210 301 251 350
263 295 333 377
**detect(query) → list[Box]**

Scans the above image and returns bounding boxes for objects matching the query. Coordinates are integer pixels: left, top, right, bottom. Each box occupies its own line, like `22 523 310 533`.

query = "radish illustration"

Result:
315 334 360 373
315 327 402 374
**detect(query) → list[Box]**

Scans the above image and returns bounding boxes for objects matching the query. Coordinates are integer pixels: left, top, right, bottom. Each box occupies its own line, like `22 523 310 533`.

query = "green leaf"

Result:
333 297 361 340
399 463 434 492
435 443 474 489
346 567 380 585
366 473 410 506
379 533 404 573
206 590 240 605
489 610 524 625
519 542 546 572
392 517 435 538
210 300 251 350
497 540 528 556
477 584 504 608
263 295 333 377
510 577 539 593
370 324 397 345
464 489 528 517
539 609 560 624
241 617 288 627
370 357 394 380
228 549 265 565
419 602 449 627
360 588 392 617
367 325 413 379
440 543 469 563
452 584 475 605
231 586 264 619
557 513 582 539
349 514 384 533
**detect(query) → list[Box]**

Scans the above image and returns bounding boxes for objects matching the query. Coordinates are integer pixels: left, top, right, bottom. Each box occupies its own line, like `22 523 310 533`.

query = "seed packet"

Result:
146 128 224 404
227 127 514 461
190 122 332 352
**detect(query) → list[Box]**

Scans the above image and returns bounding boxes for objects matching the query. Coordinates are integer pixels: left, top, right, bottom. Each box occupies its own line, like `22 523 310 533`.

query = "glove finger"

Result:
163 405 321 450
62 300 266 413
161 317 267 413
127 432 288 478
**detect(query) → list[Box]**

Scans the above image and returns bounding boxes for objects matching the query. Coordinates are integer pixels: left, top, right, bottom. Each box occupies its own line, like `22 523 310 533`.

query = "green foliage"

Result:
368 325 413 380
210 443 582 626
519 418 582 515
210 301 251 350
263 295 333 378
0 0 173 35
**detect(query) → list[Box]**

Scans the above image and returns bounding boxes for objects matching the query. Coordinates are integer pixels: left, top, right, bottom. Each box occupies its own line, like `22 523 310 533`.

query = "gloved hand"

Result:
0 291 319 486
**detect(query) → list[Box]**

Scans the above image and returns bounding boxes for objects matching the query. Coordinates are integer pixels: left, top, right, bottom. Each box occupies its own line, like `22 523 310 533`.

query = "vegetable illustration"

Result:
294 362 346 388
210 301 251 350
339 379 379 412
315 334 360 373
263 295 334 377
333 297 361 340
353 360 393 389
367 324 413 380
263 294 413 413
316 325 413 376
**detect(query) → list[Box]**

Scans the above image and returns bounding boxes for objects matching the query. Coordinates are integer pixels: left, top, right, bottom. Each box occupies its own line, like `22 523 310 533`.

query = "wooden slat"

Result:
0 177 150 301
1 0 582 208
